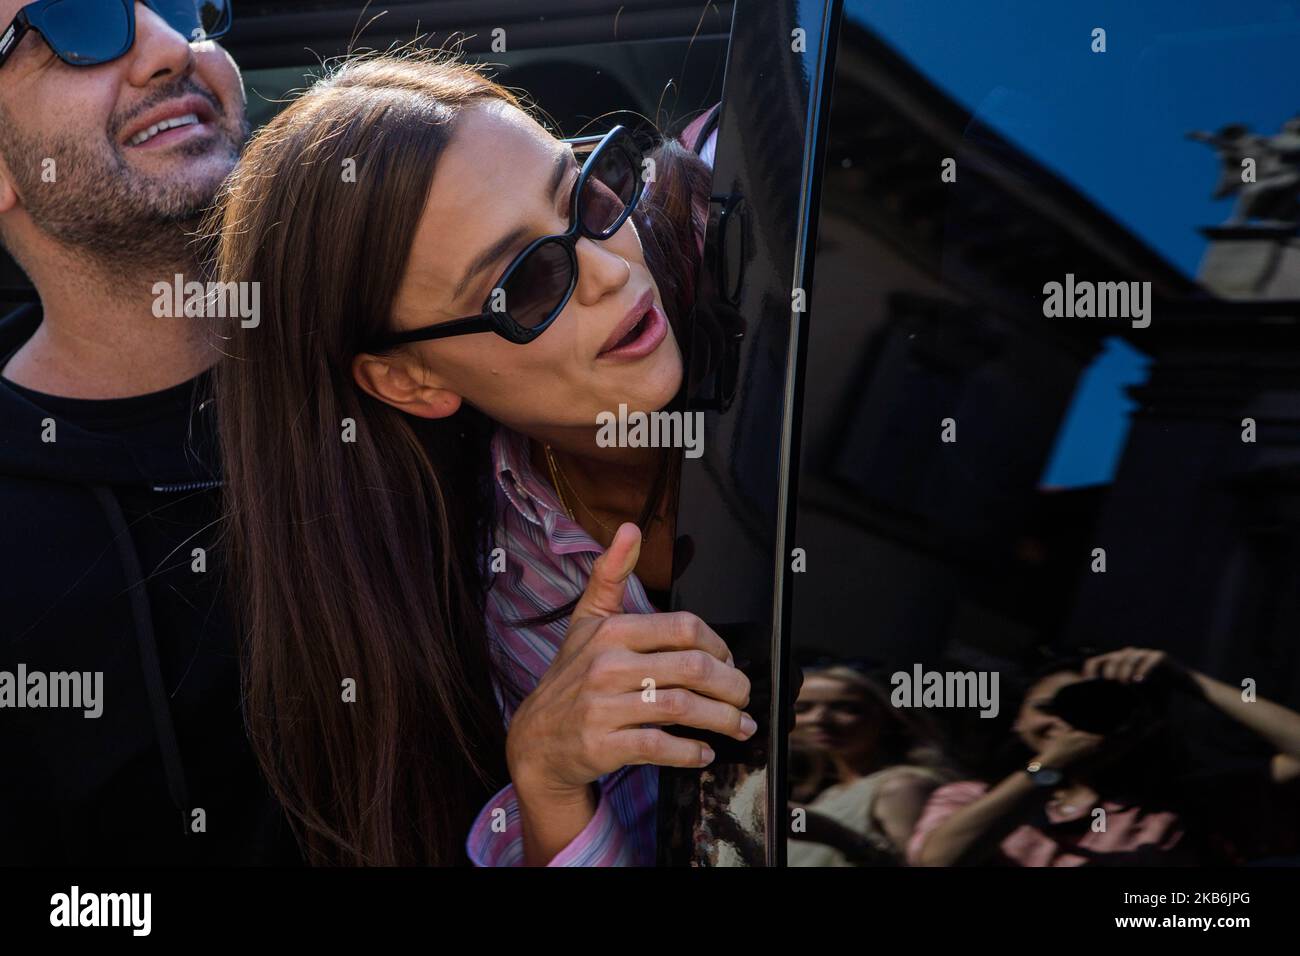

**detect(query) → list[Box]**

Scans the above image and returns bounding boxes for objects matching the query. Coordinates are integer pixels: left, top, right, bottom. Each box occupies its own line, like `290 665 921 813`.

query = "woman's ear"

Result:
351 353 463 419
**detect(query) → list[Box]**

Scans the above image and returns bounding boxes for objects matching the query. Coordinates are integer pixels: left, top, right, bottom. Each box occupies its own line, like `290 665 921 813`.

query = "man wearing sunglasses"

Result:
0 1 300 863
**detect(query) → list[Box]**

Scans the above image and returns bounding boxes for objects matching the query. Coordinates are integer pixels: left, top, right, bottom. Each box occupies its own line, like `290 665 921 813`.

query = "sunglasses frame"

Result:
0 0 231 71
370 124 645 351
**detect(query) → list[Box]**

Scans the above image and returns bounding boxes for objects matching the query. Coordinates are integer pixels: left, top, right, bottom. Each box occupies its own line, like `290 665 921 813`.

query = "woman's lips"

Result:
597 301 668 361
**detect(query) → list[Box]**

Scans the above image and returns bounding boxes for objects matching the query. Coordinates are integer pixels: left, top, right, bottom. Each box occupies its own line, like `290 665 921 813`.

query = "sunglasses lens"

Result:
501 239 573 330
580 142 638 237
41 0 131 64
150 0 233 41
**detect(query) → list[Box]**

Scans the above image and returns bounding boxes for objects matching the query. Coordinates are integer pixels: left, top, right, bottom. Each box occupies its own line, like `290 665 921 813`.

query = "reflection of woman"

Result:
909 648 1300 867
788 667 950 866
209 53 753 865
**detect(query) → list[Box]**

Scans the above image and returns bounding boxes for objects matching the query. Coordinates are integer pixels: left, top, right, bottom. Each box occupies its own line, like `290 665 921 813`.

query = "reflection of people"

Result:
209 53 748 865
788 666 949 865
909 648 1300 866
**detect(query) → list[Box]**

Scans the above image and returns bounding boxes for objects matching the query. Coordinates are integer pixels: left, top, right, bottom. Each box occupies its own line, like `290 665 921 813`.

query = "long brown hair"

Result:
207 51 711 864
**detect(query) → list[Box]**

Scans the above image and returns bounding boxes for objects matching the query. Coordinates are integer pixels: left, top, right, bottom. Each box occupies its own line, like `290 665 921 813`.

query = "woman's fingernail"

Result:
700 746 716 765
740 714 758 738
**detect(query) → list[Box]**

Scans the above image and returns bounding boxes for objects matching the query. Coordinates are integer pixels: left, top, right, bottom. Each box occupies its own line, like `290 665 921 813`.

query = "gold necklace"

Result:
544 444 618 535
543 444 575 521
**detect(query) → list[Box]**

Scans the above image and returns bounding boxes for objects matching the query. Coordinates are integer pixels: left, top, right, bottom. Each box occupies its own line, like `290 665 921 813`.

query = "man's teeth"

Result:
128 113 200 146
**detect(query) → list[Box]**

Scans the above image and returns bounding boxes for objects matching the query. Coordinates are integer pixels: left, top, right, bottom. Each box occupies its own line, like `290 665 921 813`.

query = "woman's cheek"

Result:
654 336 685 394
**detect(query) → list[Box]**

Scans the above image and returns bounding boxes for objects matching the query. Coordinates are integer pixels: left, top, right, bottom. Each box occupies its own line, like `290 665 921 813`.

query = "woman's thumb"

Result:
572 523 642 622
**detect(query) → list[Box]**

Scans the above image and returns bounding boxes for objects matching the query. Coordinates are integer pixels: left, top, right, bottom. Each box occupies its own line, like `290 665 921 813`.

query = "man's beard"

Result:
0 86 247 278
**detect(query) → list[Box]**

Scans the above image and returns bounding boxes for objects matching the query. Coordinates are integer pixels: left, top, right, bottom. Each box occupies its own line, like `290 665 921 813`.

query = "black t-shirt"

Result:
0 373 301 865
4 375 196 434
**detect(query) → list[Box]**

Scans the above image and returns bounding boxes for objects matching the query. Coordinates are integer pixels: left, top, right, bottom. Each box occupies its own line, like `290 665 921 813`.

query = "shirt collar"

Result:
491 426 605 557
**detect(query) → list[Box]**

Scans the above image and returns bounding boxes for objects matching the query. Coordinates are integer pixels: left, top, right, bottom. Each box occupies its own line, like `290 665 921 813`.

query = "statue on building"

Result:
1188 116 1300 226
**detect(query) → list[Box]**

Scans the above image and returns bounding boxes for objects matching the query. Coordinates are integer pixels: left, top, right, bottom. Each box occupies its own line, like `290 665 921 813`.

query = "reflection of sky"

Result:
844 0 1300 277
795 0 824 86
1040 337 1149 489
842 0 1298 487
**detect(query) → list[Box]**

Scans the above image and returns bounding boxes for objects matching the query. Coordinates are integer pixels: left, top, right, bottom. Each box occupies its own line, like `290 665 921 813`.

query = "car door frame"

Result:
658 0 844 867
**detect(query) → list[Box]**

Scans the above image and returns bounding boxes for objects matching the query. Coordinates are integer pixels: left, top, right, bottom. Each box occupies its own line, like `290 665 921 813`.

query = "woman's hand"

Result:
506 523 753 861
1081 647 1182 684
1035 728 1105 768
1084 649 1300 783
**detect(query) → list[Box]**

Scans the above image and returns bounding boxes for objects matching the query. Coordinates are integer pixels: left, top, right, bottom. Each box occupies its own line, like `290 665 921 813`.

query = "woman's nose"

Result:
573 237 632 304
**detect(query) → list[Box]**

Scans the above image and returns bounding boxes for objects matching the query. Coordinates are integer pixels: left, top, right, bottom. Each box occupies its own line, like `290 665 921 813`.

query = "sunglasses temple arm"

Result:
374 314 494 349
0 14 30 70
432 315 497 339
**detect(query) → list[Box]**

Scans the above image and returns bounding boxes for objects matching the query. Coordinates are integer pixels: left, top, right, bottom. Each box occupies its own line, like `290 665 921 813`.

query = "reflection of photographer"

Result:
909 648 1300 866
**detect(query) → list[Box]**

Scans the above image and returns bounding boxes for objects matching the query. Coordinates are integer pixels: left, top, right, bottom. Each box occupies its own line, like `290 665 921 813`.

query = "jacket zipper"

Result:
150 479 223 493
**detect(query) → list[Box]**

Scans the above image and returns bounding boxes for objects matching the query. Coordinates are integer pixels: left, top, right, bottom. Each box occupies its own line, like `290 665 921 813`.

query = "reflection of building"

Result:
793 20 1300 710
1190 118 1300 299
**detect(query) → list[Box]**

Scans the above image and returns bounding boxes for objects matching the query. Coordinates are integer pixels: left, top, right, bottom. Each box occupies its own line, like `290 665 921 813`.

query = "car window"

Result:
0 1 731 311
787 2 1300 867
229 1 730 139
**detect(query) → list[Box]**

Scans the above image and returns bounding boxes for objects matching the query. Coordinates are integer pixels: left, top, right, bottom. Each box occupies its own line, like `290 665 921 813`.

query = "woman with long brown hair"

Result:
207 51 751 865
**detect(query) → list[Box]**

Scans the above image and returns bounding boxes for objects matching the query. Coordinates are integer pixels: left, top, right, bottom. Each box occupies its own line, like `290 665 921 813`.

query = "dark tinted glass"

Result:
786 1 1300 869
580 145 635 236
150 0 230 39
42 0 131 64
500 238 571 329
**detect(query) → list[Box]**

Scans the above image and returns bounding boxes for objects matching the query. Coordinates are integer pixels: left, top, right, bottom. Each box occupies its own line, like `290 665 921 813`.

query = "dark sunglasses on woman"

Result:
370 124 646 351
0 0 231 70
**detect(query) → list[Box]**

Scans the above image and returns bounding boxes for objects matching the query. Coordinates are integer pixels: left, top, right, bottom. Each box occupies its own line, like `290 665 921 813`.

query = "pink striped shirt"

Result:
466 427 660 866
